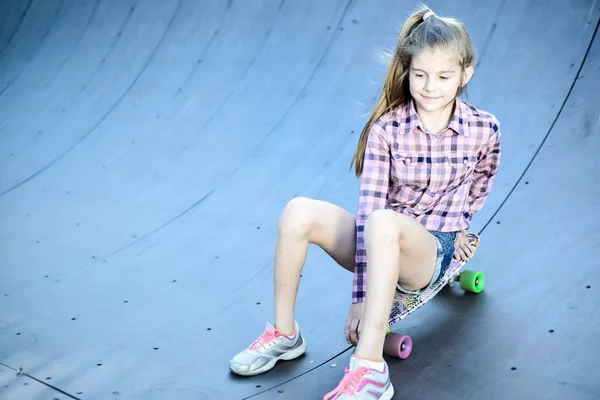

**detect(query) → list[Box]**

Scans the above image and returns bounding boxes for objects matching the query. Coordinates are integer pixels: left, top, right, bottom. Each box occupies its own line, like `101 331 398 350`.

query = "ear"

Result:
462 65 474 87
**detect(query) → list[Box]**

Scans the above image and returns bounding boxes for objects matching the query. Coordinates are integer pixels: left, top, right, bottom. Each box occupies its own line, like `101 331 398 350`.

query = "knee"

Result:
364 209 402 245
278 197 315 236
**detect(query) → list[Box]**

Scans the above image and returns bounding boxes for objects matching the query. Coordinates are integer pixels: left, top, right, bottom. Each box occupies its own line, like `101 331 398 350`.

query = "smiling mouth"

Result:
422 95 439 100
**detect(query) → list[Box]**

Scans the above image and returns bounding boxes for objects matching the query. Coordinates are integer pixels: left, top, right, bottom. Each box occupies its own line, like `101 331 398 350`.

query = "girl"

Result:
229 5 501 399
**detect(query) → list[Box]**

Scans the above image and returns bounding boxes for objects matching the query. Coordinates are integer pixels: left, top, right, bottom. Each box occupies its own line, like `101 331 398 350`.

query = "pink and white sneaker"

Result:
229 321 307 376
323 356 394 399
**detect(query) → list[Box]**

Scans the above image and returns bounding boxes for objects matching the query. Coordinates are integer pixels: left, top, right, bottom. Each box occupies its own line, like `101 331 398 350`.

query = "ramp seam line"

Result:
478 17 599 235
240 346 354 400
0 0 34 57
0 0 183 197
224 0 356 182
0 362 81 400
0 0 65 97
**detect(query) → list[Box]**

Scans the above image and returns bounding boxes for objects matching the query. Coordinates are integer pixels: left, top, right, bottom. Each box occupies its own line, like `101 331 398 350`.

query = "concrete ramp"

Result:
1 0 598 399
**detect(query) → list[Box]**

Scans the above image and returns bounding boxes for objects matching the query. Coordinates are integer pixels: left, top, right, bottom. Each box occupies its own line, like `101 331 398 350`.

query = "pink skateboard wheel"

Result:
383 333 413 359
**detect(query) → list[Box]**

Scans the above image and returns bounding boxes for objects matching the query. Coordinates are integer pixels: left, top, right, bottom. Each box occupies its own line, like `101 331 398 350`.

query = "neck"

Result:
414 99 456 134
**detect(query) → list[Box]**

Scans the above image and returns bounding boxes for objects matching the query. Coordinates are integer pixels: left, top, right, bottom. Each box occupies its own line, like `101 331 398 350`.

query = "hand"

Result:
453 231 476 262
344 302 365 345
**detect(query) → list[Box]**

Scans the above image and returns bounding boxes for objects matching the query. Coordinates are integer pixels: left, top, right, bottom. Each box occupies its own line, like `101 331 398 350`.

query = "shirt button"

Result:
406 158 411 164
435 162 440 167
417 205 423 210
463 158 468 164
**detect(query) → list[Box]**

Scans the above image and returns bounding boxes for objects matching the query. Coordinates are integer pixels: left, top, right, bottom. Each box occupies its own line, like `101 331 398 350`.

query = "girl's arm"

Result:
468 120 501 215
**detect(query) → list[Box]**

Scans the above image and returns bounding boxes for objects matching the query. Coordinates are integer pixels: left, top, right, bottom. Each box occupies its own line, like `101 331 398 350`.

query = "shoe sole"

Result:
381 384 394 400
229 340 307 377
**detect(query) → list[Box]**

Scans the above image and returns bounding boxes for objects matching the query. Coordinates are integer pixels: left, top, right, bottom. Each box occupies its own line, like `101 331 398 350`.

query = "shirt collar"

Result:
403 98 469 136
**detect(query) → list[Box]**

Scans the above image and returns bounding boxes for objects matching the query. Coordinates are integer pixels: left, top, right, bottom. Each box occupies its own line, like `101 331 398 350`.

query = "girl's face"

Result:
408 46 474 114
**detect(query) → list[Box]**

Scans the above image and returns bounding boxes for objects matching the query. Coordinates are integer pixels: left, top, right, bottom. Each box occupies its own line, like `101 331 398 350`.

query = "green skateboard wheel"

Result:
459 270 485 293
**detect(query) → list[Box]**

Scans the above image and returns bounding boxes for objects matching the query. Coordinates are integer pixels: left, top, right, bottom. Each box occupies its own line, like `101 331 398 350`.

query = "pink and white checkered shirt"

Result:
352 98 501 303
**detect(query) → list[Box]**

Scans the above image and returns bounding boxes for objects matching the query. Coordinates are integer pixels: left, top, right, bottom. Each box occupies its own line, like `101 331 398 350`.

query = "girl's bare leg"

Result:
274 197 357 335
354 209 439 360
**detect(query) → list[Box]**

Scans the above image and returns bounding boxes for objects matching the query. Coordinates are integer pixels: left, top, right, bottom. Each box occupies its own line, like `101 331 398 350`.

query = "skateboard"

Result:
383 233 484 359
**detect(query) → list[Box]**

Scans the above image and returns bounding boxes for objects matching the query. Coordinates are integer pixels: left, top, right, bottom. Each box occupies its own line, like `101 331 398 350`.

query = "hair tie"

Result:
423 11 436 21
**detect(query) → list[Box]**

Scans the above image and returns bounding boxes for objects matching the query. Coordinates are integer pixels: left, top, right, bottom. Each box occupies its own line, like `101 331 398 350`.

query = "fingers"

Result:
345 303 365 345
454 236 464 260
453 248 461 260
344 314 352 344
463 243 474 258
345 311 358 345
349 318 360 344
455 245 467 261
455 239 474 261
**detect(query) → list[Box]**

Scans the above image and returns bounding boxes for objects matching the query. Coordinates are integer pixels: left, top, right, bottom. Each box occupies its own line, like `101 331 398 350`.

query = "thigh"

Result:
397 217 439 291
365 209 439 291
281 197 357 272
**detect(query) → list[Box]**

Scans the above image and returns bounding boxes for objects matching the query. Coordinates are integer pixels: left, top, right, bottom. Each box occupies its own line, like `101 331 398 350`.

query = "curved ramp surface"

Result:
0 0 598 399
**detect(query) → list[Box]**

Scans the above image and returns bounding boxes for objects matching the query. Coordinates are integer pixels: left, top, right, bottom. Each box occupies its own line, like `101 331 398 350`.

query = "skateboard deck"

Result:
384 233 483 359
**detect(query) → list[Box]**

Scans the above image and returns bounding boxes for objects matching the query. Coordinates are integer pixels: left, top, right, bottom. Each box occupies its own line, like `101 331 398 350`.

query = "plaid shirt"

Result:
353 98 501 303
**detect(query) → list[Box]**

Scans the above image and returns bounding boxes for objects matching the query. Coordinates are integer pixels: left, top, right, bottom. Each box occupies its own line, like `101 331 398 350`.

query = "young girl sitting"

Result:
229 5 501 399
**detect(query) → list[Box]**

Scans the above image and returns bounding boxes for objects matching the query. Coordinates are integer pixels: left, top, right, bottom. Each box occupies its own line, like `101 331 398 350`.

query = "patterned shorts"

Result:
396 230 458 294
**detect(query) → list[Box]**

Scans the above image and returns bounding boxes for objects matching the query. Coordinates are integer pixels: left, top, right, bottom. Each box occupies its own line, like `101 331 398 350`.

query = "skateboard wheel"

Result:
383 333 412 359
459 270 485 293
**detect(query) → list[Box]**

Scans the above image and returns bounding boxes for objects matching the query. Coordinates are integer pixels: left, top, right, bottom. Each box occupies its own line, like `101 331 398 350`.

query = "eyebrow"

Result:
411 68 457 74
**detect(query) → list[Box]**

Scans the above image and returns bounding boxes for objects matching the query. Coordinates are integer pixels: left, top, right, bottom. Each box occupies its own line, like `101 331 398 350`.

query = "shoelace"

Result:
249 328 281 351
323 366 370 399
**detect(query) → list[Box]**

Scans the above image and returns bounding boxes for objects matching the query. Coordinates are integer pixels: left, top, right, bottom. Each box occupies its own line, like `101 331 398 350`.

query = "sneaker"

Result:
229 321 307 376
323 356 394 399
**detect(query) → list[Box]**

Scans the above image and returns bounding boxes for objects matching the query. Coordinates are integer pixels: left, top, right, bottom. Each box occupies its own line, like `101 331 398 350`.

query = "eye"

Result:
440 76 449 80
414 73 424 78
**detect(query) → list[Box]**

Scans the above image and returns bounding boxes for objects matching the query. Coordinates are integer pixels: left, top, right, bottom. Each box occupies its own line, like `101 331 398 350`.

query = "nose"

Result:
424 77 436 92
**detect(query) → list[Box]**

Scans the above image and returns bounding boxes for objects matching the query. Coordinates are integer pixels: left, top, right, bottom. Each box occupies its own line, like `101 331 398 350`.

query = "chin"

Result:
415 99 443 112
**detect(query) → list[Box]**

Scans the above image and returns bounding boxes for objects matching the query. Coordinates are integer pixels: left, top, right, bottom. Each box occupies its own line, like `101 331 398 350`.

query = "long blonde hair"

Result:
351 5 475 177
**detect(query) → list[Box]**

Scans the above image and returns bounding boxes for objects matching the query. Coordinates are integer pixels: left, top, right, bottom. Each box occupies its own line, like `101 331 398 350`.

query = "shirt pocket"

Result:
391 152 429 188
445 154 478 186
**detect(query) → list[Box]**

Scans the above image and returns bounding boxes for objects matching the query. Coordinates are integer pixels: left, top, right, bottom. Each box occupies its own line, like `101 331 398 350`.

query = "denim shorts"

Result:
396 230 458 294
